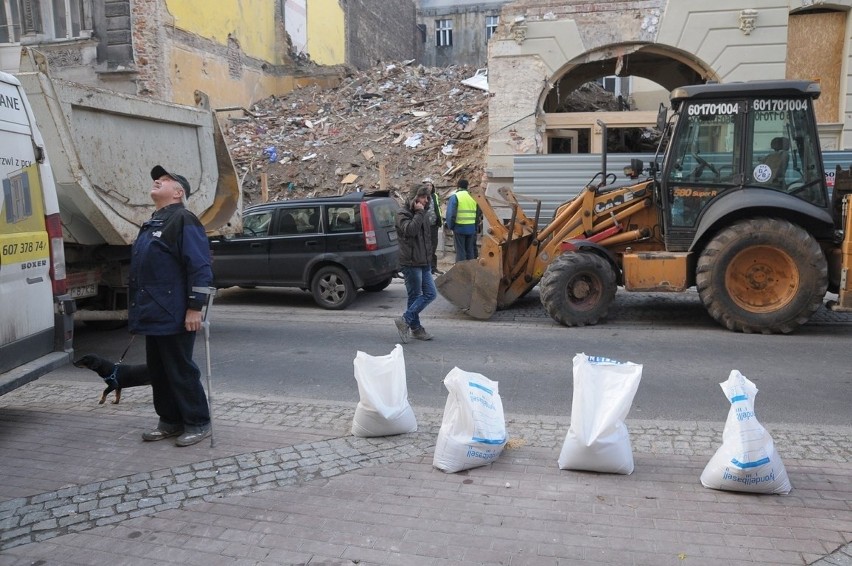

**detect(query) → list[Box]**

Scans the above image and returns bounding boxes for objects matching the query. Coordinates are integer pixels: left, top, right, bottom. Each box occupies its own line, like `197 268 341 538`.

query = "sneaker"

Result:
432 269 444 276
411 327 434 341
175 424 212 447
394 316 410 344
142 423 183 442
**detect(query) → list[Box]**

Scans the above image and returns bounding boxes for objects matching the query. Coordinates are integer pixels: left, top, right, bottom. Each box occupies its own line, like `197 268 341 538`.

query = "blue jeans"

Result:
401 265 436 330
454 232 477 261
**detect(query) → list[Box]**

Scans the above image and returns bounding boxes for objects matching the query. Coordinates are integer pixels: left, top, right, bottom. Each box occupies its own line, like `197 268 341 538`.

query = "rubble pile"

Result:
223 62 491 205
554 81 627 113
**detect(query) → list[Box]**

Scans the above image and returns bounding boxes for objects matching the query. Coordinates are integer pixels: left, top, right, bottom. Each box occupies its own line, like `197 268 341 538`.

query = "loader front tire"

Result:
540 252 617 327
696 218 827 334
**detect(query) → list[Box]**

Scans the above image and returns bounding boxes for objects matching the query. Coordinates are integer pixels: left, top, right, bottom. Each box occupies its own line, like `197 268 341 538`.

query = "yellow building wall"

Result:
165 0 284 65
168 48 297 108
307 0 345 65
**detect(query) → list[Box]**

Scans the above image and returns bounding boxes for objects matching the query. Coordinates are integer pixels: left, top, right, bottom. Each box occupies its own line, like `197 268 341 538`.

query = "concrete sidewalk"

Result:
1 378 851 566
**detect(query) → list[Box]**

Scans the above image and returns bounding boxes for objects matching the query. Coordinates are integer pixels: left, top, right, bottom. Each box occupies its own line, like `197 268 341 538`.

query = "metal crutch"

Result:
194 286 217 447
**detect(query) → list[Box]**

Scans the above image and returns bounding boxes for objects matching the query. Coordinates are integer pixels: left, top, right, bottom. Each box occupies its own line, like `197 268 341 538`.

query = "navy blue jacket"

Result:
128 203 213 335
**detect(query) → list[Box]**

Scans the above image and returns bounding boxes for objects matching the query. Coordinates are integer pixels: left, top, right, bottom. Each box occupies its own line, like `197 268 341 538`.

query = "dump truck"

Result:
1 47 240 394
16 47 241 325
437 80 852 334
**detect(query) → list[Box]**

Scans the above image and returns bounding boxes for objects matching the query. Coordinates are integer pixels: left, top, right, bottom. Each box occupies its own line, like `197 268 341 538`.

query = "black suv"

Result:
209 192 400 309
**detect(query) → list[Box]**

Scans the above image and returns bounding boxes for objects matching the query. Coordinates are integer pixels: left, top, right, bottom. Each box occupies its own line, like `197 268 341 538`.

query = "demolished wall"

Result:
223 62 491 206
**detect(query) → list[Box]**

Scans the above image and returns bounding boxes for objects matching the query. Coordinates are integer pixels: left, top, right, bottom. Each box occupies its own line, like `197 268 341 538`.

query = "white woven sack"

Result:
433 367 507 473
558 353 642 475
700 370 791 495
351 344 417 437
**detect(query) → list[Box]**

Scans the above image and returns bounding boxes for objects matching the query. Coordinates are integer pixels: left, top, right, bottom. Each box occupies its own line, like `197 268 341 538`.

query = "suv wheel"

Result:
362 277 393 292
311 265 356 309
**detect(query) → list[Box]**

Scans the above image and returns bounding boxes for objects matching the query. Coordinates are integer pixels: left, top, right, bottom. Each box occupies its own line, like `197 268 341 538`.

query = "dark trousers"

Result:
430 223 439 271
145 333 209 431
453 232 477 262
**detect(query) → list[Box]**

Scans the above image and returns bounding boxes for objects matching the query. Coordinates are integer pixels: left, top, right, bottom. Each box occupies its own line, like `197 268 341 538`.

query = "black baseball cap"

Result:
151 165 191 198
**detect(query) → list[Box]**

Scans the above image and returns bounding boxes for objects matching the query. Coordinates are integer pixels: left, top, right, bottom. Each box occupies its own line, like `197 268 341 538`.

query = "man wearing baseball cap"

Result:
127 165 213 447
150 165 192 198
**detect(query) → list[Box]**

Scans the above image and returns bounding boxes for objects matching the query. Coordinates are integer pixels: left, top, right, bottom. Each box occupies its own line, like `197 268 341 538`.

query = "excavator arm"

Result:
436 180 657 319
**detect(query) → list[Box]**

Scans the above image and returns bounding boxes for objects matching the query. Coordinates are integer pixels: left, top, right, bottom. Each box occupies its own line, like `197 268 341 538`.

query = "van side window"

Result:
278 206 321 234
240 211 272 237
329 206 360 232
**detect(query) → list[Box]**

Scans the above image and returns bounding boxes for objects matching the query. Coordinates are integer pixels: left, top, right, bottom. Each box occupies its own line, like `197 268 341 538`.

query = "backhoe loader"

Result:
437 80 852 333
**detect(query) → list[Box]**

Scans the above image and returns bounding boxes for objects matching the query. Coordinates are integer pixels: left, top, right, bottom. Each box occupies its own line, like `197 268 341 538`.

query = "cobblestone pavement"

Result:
1 379 851 565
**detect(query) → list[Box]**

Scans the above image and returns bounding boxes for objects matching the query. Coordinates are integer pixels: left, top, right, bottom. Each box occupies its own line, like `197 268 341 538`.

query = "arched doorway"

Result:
539 43 717 154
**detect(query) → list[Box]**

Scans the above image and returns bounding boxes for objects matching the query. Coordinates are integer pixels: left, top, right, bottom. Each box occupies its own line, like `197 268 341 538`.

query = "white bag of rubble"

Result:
433 367 507 473
700 370 791 495
351 344 417 437
558 353 642 475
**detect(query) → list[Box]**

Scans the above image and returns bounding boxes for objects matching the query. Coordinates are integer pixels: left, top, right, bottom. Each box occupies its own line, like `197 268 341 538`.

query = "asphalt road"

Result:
59 280 852 427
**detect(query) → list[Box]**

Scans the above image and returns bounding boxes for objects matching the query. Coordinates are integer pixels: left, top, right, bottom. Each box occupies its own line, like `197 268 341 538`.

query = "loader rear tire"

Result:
540 252 617 327
696 218 827 334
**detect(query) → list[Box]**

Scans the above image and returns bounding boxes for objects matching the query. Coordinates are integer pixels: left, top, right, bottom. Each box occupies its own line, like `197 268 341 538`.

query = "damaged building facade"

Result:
285 0 417 70
417 0 505 67
486 0 852 191
0 0 328 107
1 0 416 108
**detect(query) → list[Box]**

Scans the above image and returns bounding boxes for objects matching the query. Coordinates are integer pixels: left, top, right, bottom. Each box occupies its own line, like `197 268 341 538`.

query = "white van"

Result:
0 70 74 395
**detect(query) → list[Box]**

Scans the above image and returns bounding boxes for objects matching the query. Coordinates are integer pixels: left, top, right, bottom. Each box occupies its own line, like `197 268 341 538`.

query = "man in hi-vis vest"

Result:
444 179 480 262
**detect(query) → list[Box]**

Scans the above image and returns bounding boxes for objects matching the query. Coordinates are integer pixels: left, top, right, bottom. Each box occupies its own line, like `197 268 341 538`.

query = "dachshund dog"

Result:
73 355 151 404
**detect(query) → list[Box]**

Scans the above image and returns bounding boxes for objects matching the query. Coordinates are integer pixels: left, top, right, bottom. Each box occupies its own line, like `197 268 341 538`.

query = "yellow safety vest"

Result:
454 190 477 225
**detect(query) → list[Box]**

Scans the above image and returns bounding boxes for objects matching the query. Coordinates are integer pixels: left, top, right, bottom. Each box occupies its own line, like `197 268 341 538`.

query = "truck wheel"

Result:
539 252 617 326
311 265 356 309
696 218 827 334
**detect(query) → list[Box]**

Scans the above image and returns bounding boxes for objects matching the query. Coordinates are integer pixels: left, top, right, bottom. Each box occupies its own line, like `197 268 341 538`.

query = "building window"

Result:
51 0 86 39
0 1 21 43
1 0 91 43
485 15 499 41
598 75 631 98
436 19 452 47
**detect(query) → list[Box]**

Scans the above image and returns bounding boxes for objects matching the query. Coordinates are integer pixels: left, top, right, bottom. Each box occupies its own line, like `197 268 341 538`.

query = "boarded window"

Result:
787 10 846 124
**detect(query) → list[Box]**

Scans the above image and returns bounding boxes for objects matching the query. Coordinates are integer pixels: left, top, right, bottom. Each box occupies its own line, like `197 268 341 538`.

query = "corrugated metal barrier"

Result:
511 151 852 224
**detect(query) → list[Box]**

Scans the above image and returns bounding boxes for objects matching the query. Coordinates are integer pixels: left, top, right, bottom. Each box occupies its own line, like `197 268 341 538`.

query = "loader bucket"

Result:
435 257 502 320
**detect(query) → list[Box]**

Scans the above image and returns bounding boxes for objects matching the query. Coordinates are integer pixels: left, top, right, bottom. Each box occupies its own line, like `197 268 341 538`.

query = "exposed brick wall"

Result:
131 0 166 98
343 0 417 69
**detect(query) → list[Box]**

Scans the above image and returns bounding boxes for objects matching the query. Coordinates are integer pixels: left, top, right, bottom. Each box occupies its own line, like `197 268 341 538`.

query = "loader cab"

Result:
660 80 829 251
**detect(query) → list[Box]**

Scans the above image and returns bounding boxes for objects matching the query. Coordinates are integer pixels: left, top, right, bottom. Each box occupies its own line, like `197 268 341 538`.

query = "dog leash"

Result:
105 335 137 388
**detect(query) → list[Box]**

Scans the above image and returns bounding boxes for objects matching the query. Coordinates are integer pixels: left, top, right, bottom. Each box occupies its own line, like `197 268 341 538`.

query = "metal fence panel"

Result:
511 151 852 223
